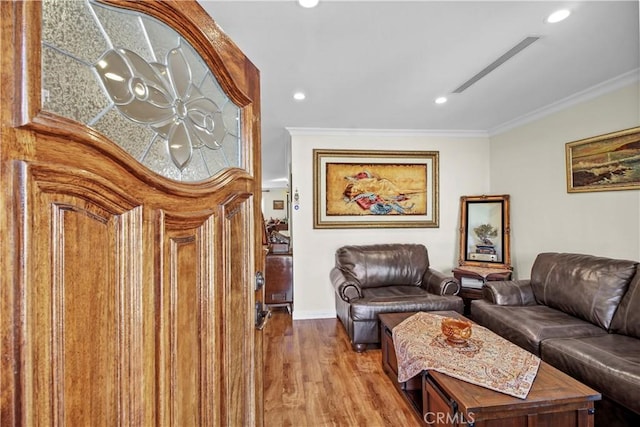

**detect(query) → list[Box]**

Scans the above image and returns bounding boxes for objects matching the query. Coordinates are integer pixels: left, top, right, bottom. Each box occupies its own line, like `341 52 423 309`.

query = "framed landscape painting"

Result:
313 149 439 229
566 127 640 193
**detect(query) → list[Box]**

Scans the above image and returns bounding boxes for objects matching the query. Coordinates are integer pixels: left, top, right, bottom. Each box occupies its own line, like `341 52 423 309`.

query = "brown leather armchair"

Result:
330 244 463 352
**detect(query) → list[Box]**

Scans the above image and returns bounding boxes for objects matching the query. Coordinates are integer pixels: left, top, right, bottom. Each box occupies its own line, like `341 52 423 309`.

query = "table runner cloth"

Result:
392 312 540 399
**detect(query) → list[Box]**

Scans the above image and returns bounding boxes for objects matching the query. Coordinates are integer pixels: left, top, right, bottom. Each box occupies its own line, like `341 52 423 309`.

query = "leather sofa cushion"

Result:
350 286 463 321
541 334 640 414
610 267 640 338
335 244 429 289
471 300 606 355
530 253 637 330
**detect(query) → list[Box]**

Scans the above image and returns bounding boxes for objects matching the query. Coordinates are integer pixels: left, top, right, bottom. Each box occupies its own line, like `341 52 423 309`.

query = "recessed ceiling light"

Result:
546 9 571 23
435 97 447 104
293 91 306 101
298 0 319 8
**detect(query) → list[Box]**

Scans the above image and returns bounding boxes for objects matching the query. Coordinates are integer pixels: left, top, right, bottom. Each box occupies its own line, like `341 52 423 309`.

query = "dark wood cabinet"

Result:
452 266 512 316
265 252 293 314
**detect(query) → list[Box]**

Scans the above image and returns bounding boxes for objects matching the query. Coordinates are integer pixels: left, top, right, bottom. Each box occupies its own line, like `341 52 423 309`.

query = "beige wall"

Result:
490 82 640 279
287 82 639 319
262 187 289 222
288 131 491 318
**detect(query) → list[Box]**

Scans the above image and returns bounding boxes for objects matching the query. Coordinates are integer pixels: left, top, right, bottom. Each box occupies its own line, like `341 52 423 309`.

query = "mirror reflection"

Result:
459 195 511 269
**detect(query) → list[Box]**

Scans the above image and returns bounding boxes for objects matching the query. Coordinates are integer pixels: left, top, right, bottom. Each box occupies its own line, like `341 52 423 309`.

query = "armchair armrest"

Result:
482 279 537 306
330 267 363 302
422 268 460 296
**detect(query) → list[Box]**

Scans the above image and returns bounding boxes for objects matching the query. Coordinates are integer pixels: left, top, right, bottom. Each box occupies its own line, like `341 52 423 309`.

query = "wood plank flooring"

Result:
263 311 420 426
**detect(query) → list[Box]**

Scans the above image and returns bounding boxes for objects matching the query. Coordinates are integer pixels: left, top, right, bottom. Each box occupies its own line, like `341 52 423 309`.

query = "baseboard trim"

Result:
292 310 337 320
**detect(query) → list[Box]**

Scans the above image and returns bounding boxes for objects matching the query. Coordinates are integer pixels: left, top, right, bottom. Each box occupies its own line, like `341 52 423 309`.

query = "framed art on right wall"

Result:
566 126 640 193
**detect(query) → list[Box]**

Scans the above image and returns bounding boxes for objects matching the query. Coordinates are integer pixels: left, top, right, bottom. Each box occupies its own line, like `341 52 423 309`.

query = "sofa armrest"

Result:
422 268 460 296
330 267 363 302
482 279 537 306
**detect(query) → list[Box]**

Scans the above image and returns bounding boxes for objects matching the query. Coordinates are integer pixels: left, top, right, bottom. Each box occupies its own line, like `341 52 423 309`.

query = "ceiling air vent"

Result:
453 36 540 93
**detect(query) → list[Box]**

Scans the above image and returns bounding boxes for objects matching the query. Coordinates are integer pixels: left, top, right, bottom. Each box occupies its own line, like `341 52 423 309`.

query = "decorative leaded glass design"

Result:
41 0 242 182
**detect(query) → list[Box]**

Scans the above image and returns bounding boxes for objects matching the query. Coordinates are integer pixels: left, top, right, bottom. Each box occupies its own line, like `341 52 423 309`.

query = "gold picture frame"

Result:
566 127 640 193
273 200 284 210
458 194 511 270
313 149 439 229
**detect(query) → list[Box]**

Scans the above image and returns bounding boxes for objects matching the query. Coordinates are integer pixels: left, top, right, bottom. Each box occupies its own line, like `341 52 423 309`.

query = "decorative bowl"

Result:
441 317 473 346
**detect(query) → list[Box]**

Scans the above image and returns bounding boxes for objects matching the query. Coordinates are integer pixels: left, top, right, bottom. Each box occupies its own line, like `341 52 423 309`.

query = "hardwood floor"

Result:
263 311 420 426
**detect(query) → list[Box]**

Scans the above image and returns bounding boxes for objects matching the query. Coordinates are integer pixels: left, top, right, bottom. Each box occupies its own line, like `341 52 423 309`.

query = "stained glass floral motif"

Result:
95 47 226 170
41 0 241 181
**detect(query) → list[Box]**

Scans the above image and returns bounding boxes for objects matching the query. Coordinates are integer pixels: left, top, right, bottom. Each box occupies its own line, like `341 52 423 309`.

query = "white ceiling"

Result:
198 0 640 187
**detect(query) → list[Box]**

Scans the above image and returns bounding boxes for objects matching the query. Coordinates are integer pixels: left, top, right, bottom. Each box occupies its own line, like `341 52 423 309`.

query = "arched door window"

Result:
42 0 241 182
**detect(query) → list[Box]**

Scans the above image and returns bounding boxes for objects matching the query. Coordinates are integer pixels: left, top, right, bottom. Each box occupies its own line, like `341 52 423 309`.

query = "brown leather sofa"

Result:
330 244 463 352
471 252 640 426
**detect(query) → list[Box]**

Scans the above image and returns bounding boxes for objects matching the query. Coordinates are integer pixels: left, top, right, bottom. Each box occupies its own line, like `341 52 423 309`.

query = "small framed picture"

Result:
273 200 285 210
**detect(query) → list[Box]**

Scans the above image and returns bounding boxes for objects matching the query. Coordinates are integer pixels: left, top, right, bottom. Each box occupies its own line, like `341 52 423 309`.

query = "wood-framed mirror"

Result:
459 194 511 270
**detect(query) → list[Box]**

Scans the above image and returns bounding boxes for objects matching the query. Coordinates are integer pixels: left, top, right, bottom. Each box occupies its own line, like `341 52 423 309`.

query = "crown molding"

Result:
489 68 640 136
286 127 489 138
286 69 639 140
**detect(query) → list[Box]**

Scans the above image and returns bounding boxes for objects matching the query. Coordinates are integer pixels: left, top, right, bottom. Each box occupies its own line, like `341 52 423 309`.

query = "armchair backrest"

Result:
334 244 429 289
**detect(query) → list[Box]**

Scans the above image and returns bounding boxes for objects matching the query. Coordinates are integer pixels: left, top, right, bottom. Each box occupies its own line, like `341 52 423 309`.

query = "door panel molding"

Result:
16 162 146 425
157 214 219 426
26 113 254 197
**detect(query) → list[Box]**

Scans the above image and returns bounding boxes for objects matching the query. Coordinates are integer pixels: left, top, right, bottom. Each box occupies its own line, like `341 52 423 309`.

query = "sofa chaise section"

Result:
471 252 640 425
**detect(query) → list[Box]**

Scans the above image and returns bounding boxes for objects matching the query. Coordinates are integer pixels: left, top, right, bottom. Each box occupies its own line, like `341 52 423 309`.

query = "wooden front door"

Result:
1 1 264 425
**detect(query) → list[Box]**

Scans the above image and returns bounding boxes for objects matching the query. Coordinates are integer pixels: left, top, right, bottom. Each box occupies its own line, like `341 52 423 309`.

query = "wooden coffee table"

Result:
379 312 601 427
